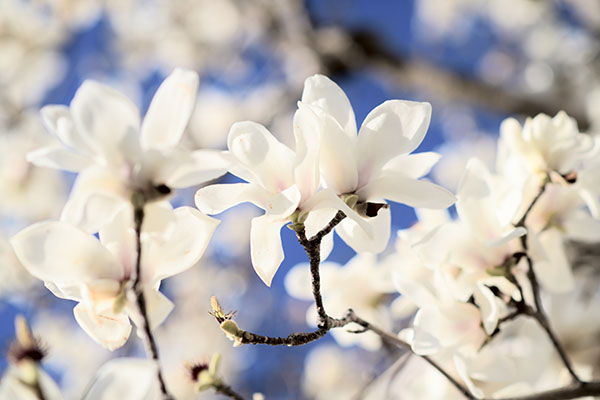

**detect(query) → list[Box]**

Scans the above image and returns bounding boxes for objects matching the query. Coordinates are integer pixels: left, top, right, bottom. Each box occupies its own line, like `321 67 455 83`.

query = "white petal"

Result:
194 183 272 214
250 214 288 286
142 288 174 331
161 149 230 188
293 105 321 201
303 208 338 238
73 303 131 351
140 68 199 150
83 358 157 400
146 207 220 283
11 221 123 284
473 284 499 335
60 165 128 233
486 227 526 247
307 105 358 194
228 121 295 193
357 100 431 186
71 80 140 157
358 173 456 208
335 206 391 254
320 229 334 261
301 74 357 138
27 145 92 172
97 207 136 280
41 104 94 154
383 152 441 179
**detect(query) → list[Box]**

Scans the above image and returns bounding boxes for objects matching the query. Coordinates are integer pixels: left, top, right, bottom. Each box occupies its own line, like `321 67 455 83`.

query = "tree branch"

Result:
212 381 245 400
131 203 174 400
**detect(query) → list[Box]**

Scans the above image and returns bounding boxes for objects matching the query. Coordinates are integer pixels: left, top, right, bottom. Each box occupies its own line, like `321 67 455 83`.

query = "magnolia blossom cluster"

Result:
2 63 600 400
388 112 600 398
284 110 600 399
8 68 454 347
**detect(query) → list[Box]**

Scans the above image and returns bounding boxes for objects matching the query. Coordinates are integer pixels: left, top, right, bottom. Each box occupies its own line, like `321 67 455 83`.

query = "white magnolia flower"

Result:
395 257 489 356
414 159 524 304
11 203 219 350
29 68 229 233
195 94 365 286
299 74 455 253
499 111 595 181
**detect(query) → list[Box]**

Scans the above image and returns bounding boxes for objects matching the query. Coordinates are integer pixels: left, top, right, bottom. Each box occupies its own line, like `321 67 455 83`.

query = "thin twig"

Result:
293 210 346 326
213 381 245 400
131 203 174 400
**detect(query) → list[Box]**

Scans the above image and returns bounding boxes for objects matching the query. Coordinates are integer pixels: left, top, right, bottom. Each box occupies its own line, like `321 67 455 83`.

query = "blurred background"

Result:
1 0 600 399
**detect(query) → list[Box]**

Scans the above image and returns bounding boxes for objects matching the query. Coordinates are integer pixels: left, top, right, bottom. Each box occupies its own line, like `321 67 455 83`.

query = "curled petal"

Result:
27 145 92 172
11 221 123 284
195 183 272 214
140 68 199 150
41 105 94 155
301 188 373 237
146 207 220 283
473 284 499 335
73 303 131 351
228 121 295 192
127 288 174 331
335 206 391 254
301 74 356 138
70 80 140 157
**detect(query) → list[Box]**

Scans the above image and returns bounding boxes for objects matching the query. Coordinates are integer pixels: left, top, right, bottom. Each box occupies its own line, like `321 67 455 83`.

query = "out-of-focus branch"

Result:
318 30 591 130
265 0 592 130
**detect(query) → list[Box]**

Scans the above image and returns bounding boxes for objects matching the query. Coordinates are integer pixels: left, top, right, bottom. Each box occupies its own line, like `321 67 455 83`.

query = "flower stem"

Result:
132 203 174 400
212 380 245 400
